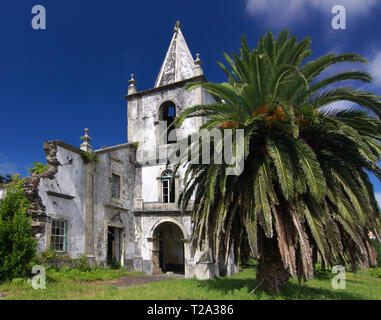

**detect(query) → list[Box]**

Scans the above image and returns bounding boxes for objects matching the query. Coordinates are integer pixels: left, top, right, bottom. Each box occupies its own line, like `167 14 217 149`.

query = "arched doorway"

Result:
152 222 185 274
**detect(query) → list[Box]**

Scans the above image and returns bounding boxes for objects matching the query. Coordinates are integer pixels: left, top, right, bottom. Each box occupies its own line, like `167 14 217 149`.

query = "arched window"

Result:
161 169 175 203
158 101 176 144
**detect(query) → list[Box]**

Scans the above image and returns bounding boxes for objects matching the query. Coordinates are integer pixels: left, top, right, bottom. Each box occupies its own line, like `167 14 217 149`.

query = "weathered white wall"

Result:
38 145 86 257
93 144 136 266
128 85 210 148
141 165 161 202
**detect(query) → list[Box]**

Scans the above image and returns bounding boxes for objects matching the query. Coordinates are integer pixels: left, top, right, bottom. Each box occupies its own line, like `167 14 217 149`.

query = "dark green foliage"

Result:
174 30 381 289
74 254 91 271
37 250 92 271
0 174 12 184
0 183 36 281
371 239 381 266
38 248 59 264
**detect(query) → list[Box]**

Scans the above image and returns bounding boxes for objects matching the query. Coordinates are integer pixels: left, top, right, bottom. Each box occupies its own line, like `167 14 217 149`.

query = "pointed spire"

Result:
174 20 181 32
80 128 93 153
154 21 196 88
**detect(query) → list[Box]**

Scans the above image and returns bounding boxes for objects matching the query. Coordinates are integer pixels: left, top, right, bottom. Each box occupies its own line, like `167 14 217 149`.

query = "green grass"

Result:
1 266 380 300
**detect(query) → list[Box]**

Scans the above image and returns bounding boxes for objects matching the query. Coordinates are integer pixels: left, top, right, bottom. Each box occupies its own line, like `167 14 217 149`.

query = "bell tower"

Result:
124 22 214 159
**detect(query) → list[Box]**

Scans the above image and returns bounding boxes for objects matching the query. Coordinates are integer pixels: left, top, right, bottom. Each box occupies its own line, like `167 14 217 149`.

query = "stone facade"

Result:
30 22 235 280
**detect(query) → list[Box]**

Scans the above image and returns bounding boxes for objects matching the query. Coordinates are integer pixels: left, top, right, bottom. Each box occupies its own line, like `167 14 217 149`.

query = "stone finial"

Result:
80 128 93 152
174 20 181 32
128 74 137 95
195 53 202 65
194 53 203 76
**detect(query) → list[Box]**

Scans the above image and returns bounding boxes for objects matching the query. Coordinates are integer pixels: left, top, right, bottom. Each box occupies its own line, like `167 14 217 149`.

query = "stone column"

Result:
80 129 95 266
84 161 95 265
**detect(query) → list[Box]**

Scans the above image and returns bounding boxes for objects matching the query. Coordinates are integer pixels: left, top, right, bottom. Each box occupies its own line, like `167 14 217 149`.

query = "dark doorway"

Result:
107 226 122 266
153 222 185 274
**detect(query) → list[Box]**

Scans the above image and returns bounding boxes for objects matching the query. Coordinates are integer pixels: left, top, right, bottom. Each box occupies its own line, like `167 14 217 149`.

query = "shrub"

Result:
0 183 36 281
74 254 91 271
80 151 100 164
38 248 59 264
27 162 48 175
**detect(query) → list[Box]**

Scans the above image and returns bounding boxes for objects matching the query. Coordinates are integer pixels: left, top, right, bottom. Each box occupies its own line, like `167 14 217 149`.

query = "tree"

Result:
28 162 48 175
0 174 13 184
173 30 381 291
0 181 36 281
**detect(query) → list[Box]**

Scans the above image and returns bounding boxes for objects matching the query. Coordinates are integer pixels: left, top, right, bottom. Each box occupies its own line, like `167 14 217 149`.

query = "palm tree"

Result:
172 30 381 291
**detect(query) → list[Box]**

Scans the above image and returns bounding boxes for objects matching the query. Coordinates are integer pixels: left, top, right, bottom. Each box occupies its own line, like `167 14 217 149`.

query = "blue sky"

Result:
1 0 381 204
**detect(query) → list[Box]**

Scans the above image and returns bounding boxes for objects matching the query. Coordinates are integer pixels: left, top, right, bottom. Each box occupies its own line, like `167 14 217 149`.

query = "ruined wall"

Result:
93 144 137 267
36 142 87 256
23 141 61 251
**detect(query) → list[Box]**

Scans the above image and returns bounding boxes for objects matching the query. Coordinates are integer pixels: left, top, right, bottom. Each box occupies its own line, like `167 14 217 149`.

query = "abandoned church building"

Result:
23 22 236 280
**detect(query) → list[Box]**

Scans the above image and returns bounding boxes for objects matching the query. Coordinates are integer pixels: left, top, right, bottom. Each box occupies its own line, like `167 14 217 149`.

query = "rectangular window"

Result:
112 173 121 199
51 219 67 253
162 180 169 203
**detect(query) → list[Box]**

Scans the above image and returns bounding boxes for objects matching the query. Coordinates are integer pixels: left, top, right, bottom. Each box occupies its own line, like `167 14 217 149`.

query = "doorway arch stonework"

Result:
150 218 190 276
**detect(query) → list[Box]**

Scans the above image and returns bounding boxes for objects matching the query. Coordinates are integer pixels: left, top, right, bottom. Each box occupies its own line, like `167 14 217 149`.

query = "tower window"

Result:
159 102 177 144
112 173 121 199
161 169 175 203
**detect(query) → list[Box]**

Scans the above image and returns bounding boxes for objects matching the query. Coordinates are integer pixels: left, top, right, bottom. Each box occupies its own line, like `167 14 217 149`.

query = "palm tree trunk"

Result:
256 237 290 292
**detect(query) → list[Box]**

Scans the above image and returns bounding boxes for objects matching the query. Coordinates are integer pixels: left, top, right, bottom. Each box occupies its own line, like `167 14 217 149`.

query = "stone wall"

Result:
22 141 61 251
37 142 87 256
93 143 137 266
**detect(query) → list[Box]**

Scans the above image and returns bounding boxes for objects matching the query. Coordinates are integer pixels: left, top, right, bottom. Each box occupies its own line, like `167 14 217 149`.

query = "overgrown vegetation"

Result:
0 181 36 281
1 266 380 300
80 151 100 164
27 162 49 175
37 250 97 271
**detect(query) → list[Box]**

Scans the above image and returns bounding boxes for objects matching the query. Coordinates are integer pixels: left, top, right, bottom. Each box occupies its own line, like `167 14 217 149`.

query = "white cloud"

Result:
367 51 381 88
245 0 377 26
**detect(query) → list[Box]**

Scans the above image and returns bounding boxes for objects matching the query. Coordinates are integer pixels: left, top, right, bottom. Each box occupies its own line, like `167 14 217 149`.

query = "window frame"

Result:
161 170 175 203
50 219 67 253
111 172 121 200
